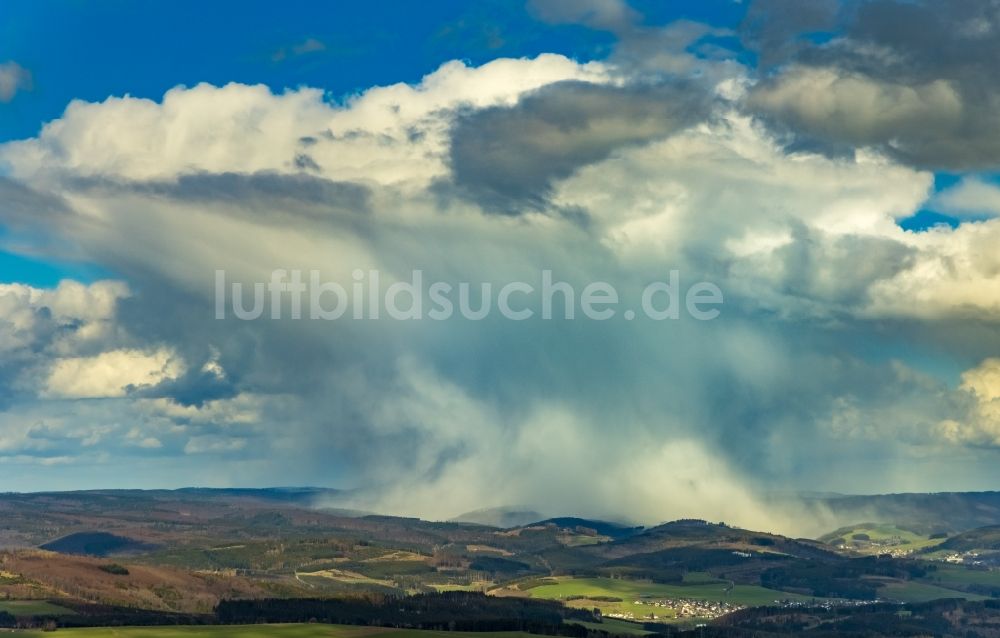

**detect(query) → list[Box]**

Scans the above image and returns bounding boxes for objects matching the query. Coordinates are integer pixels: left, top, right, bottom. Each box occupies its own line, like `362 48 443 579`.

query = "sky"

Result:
1 0 1000 533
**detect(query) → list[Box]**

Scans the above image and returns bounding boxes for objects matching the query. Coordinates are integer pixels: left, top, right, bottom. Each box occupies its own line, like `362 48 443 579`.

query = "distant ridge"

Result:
528 517 644 539
174 486 341 504
451 506 547 528
10 488 1000 538
813 491 1000 534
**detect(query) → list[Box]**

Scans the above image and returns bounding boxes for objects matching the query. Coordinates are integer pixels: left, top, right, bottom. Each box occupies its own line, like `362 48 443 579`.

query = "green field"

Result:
681 572 723 585
18 625 538 638
819 524 946 556
570 618 653 635
0 600 76 616
873 564 1000 601
925 565 1000 589
520 576 820 621
527 576 817 605
877 581 988 603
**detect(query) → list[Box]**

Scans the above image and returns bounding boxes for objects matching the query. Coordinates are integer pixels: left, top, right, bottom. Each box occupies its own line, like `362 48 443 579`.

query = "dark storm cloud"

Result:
132 364 239 408
0 305 53 409
744 0 1000 169
449 80 711 212
739 0 839 67
0 177 72 226
70 172 371 214
293 154 321 172
770 227 917 309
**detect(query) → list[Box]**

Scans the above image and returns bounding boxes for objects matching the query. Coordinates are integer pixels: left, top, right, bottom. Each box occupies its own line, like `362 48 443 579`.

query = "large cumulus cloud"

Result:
449 79 712 211
0 35 998 534
744 0 1000 170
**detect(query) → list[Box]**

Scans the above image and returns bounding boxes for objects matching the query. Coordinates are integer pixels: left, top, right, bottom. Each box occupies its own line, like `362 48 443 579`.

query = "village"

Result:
938 550 998 567
601 598 747 621
602 595 890 623
836 535 913 555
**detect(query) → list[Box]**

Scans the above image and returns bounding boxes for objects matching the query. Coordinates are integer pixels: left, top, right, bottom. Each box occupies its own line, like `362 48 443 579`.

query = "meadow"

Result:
516 575 820 621
818 524 946 556
526 575 819 603
0 600 75 616
876 580 988 603
17 625 538 638
926 564 1000 589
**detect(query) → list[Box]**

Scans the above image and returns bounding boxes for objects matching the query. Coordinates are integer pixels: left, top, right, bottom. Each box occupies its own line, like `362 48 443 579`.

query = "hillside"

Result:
936 526 1000 552
40 532 157 557
818 523 947 556
0 550 286 613
1 489 999 631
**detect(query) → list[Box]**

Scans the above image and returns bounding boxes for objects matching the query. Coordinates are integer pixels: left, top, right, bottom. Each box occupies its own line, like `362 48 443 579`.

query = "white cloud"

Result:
749 66 963 147
0 61 31 102
0 55 607 186
867 220 1000 320
184 435 247 455
138 394 263 425
0 280 132 400
44 348 185 399
933 177 1000 218
938 359 1000 447
0 280 128 352
126 428 163 449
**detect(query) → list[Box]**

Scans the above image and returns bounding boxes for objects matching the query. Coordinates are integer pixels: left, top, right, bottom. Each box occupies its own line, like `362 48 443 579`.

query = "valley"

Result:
2 490 1000 635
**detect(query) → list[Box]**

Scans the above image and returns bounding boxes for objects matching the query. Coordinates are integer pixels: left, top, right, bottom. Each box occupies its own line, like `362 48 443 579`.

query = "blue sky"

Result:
0 0 746 144
0 245 102 286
